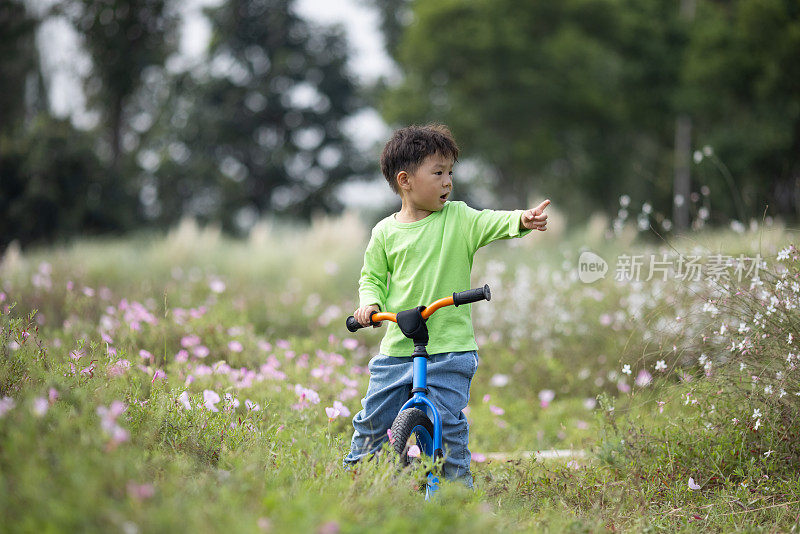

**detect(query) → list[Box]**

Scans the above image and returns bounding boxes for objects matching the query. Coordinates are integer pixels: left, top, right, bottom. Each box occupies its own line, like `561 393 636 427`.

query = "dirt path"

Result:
480 449 587 462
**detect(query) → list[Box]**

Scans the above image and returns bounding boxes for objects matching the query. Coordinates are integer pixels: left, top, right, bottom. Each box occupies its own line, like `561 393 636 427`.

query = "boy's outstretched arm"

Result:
520 199 550 232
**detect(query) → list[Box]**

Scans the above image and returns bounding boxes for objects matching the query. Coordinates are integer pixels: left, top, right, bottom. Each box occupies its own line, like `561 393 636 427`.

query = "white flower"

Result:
489 374 509 387
688 477 701 490
789 333 794 345
776 371 783 381
719 323 728 335
777 247 791 261
622 364 632 376
764 450 774 457
752 408 762 419
655 360 667 371
764 385 773 395
779 389 787 398
754 418 762 430
693 151 703 164
619 195 630 208
699 354 708 365
740 362 747 372
177 391 192 410
738 322 749 334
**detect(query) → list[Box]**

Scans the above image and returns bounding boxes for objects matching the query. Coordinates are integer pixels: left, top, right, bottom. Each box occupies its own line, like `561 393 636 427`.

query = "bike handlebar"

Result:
345 284 491 332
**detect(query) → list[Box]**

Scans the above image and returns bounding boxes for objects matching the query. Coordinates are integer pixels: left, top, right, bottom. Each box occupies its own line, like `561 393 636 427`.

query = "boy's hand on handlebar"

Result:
354 304 381 328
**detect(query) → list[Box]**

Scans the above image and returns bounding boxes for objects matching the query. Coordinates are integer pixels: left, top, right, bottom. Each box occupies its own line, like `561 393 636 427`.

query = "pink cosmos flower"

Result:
224 393 240 409
97 401 129 446
127 481 155 500
48 388 59 404
617 380 631 393
209 278 226 293
342 338 358 350
70 349 84 361
276 339 291 350
258 340 272 352
181 335 200 348
245 399 261 411
193 345 210 358
32 397 48 417
483 394 491 403
0 396 15 417
472 452 487 463
407 445 421 458
635 369 652 387
177 391 192 410
139 349 153 361
333 400 350 418
108 359 131 377
490 405 505 416
203 390 221 412
228 341 243 353
325 406 341 420
539 389 555 408
387 428 394 444
175 350 189 362
318 521 340 534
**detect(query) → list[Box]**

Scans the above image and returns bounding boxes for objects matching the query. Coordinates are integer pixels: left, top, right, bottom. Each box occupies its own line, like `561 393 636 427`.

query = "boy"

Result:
343 124 549 488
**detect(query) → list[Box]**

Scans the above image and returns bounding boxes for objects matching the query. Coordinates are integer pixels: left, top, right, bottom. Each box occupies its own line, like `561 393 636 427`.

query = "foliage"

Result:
0 115 136 249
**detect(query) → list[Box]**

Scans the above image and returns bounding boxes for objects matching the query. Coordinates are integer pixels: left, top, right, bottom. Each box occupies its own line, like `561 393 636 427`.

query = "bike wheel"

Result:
390 408 435 467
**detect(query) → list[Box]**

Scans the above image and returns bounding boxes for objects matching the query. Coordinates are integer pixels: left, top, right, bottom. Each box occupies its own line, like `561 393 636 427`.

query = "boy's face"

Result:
399 153 454 212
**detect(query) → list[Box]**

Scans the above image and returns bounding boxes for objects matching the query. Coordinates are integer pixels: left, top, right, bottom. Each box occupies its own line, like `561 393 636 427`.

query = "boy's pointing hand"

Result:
521 199 550 231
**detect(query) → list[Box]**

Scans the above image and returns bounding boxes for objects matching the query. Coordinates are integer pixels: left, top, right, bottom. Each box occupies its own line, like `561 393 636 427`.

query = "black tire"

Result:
390 408 434 467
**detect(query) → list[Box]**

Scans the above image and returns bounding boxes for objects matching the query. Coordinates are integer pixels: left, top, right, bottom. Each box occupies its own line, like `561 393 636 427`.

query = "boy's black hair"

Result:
380 124 459 194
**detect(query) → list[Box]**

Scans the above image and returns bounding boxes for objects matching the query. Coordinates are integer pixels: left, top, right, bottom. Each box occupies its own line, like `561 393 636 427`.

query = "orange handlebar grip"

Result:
372 312 397 323
421 296 454 319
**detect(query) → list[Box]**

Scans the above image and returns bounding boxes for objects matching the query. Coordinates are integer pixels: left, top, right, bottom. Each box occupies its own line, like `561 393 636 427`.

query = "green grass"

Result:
1 214 799 532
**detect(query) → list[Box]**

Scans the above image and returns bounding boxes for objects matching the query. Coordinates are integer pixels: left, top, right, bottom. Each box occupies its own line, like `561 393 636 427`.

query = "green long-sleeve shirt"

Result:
358 200 531 357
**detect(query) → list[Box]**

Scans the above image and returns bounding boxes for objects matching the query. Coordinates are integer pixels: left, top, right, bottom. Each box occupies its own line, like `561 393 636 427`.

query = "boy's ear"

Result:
396 170 411 191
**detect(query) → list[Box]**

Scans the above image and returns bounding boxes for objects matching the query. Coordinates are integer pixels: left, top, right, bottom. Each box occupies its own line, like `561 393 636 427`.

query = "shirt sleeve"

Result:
458 202 532 255
358 226 389 310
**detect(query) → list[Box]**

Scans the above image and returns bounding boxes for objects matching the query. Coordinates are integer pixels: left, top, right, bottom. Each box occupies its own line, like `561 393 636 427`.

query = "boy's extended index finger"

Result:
536 199 551 212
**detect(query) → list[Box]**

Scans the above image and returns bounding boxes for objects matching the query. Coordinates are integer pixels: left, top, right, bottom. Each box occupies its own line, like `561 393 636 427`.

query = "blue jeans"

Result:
342 350 479 489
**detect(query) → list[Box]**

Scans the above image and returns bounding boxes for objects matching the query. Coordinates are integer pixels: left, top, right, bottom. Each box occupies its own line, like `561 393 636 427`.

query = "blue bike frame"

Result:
398 355 442 501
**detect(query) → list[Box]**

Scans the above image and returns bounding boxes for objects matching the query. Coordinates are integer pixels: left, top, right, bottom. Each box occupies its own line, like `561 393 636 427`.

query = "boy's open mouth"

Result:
440 193 449 201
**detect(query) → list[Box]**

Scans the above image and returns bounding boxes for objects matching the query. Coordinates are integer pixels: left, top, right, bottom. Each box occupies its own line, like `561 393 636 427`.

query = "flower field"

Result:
1 214 799 532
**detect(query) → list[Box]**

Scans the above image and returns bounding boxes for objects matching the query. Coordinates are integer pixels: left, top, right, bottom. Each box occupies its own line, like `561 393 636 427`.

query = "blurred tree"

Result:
0 116 130 249
149 0 365 230
380 0 638 214
683 0 800 220
380 0 799 225
0 0 44 136
62 0 180 170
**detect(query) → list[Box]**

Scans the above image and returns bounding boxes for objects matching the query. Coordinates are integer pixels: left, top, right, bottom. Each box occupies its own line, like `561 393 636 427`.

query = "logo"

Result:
578 251 608 283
